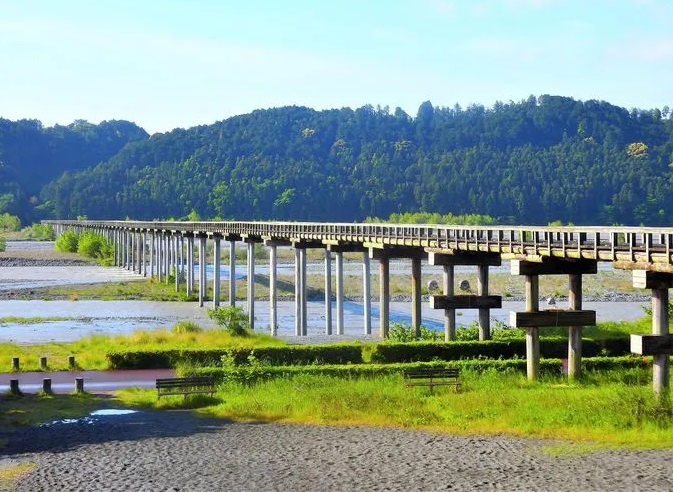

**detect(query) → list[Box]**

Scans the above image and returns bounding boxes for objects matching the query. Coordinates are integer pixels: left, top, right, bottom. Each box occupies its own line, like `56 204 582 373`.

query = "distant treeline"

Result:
366 212 497 225
2 95 673 225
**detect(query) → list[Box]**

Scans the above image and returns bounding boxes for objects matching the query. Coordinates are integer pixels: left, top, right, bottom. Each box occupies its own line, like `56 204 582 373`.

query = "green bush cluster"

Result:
207 306 249 336
370 338 630 363
172 321 202 334
188 356 650 386
23 223 55 240
106 344 364 369
54 230 113 264
54 230 79 252
77 232 113 264
106 338 632 370
0 236 5 252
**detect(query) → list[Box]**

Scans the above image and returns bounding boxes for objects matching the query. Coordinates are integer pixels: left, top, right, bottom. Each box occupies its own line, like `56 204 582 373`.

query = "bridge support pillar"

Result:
510 259 597 381
164 234 171 284
294 247 302 336
136 231 142 274
245 238 258 330
229 238 237 307
478 264 490 340
269 244 278 336
412 257 422 337
336 251 344 335
379 255 390 338
428 252 502 341
525 274 540 381
186 235 194 296
363 252 372 335
568 274 582 379
325 250 332 335
212 236 221 308
263 238 290 336
174 235 180 292
157 233 163 282
370 246 426 338
141 231 148 277
198 235 207 307
630 270 673 396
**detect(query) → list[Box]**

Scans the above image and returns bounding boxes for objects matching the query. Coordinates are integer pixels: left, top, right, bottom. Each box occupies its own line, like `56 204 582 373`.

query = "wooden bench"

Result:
403 368 460 394
156 376 215 398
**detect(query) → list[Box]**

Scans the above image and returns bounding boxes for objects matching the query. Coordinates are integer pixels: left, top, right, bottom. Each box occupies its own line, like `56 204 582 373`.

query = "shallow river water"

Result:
0 241 647 344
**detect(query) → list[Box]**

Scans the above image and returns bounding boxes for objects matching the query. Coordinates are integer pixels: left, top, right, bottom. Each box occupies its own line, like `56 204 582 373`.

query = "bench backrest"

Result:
156 376 214 389
404 368 460 379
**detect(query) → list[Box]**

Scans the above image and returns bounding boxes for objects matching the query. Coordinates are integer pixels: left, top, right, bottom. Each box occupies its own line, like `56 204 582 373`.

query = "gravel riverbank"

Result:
2 409 672 491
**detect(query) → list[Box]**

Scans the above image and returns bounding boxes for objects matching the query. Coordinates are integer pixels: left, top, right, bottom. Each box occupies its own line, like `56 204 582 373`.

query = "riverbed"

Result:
0 241 648 344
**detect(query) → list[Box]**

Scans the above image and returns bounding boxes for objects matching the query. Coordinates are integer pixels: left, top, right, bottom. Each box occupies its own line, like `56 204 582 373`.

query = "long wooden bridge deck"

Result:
46 220 673 270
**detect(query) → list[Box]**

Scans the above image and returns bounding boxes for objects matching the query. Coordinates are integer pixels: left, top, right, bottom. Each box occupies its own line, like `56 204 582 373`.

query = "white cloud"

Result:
624 39 673 61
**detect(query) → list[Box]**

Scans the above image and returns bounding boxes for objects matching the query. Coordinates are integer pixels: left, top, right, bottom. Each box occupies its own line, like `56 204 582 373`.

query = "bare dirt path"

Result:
2 410 672 491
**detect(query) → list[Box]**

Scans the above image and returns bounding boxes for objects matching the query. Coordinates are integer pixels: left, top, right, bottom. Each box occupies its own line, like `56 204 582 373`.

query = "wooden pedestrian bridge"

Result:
45 220 673 391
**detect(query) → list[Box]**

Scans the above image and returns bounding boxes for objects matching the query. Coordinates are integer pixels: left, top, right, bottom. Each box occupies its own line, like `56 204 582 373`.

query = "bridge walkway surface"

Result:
0 368 175 394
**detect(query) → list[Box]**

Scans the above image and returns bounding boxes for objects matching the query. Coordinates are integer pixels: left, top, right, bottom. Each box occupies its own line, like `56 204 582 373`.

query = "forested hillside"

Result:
6 95 673 225
0 119 148 222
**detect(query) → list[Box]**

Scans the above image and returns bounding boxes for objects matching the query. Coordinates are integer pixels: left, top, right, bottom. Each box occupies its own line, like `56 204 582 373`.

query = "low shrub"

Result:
77 232 113 264
55 230 78 252
106 344 364 369
0 236 5 252
207 306 249 336
188 356 650 385
388 323 443 342
172 321 202 334
369 337 631 363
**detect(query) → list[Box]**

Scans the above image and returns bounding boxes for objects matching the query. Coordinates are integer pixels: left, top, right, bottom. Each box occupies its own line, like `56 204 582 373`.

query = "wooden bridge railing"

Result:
44 220 673 269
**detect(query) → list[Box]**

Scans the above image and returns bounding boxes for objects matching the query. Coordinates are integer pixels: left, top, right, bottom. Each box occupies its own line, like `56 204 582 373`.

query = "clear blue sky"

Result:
1 0 671 133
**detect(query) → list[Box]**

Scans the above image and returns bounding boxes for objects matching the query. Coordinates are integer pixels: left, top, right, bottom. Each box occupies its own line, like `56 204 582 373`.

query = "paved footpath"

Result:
0 369 175 394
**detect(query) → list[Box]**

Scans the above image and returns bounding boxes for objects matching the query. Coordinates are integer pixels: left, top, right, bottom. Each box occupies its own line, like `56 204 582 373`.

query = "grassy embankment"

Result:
0 327 285 371
116 367 673 450
3 315 672 450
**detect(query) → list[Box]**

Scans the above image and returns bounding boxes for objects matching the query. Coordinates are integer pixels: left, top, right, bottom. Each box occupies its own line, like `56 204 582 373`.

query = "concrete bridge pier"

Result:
428 252 502 341
327 243 369 336
370 246 427 338
227 236 238 307
173 234 180 292
264 239 290 336
336 251 344 335
198 234 207 307
294 247 302 336
156 232 163 281
510 259 597 380
324 249 333 335
164 234 171 284
141 230 148 277
212 235 221 308
244 237 261 330
185 234 194 296
136 230 143 274
630 270 673 395
363 252 372 335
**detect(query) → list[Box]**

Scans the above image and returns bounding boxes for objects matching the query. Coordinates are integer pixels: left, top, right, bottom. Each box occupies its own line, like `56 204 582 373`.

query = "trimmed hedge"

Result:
106 338 631 369
107 344 364 369
369 337 630 363
186 356 651 385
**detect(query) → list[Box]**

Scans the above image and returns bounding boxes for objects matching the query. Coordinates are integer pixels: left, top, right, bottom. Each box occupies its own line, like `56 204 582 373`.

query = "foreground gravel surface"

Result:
2 409 673 491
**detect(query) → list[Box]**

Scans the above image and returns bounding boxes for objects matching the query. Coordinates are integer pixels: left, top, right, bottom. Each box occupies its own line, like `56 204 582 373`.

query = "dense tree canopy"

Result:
3 96 673 225
0 119 147 222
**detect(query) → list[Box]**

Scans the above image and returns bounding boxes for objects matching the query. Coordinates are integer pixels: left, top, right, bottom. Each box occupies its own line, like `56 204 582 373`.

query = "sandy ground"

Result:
2 409 673 491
